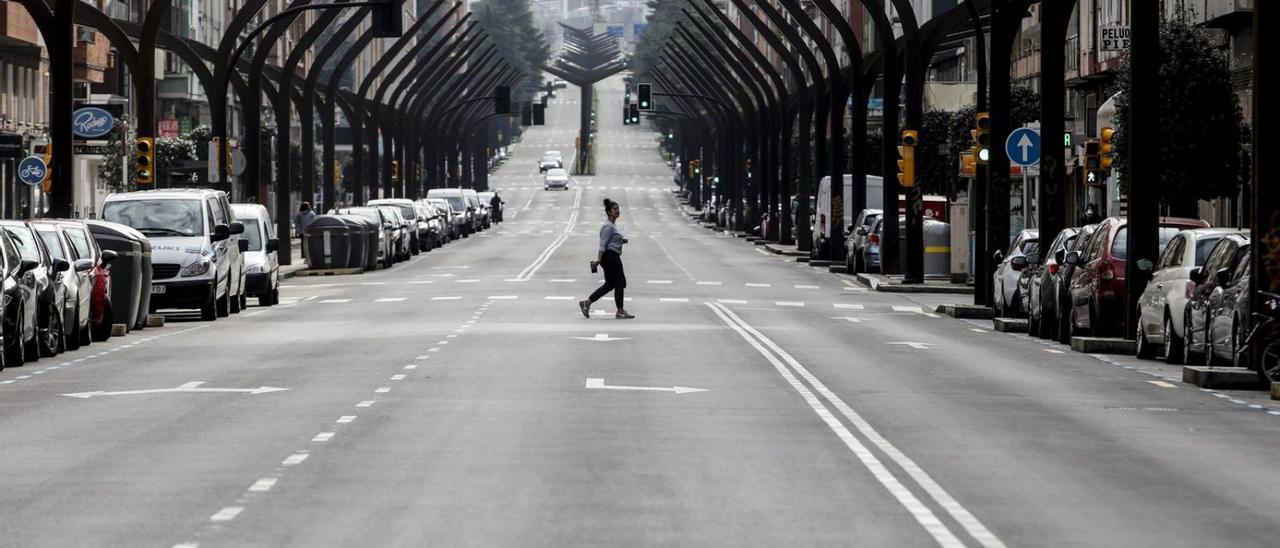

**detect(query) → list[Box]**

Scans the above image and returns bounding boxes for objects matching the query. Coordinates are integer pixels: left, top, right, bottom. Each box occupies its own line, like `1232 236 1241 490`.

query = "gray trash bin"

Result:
86 220 151 331
304 215 352 269
922 220 951 278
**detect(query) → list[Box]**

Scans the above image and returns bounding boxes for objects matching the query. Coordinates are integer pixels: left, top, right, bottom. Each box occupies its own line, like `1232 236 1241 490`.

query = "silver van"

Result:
426 188 474 236
231 203 280 306
102 189 245 320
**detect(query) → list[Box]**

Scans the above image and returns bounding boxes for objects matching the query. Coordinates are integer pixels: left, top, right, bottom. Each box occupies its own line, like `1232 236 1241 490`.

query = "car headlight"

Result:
181 258 212 277
245 264 264 274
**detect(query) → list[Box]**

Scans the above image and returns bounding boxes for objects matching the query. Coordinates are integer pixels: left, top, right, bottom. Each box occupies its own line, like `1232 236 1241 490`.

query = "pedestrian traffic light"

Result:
370 0 404 37
134 137 154 185
1084 139 1101 170
533 103 545 125
628 103 640 124
637 83 652 110
1099 127 1116 171
972 112 991 164
897 130 917 188
494 86 510 114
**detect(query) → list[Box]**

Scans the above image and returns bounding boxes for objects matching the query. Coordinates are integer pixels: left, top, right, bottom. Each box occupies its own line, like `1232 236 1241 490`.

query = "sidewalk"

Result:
280 246 307 279
853 272 973 294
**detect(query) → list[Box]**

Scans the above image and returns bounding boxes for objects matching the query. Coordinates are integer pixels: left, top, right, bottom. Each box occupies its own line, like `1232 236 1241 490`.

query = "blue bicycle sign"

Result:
19 155 48 186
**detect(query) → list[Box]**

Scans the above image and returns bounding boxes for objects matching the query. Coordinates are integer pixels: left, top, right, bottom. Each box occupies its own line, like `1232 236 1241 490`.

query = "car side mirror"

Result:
17 259 38 275
993 250 1005 262
1064 250 1081 265
1216 267 1232 286
1137 258 1155 272
52 258 71 273
1189 266 1207 284
237 239 249 252
855 227 868 236
74 258 94 273
212 224 231 242
266 238 279 252
101 250 117 264
1025 252 1042 265
1010 256 1029 271
229 221 245 235
1054 248 1066 263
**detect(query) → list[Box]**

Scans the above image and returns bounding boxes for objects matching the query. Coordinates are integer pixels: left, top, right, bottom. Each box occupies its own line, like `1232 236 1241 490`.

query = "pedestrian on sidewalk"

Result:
295 202 316 260
580 198 633 319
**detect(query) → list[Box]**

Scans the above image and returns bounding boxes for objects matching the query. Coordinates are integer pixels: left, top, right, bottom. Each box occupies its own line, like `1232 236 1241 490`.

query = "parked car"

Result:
1065 216 1210 338
1025 227 1080 338
1184 233 1251 364
544 168 569 191
38 220 117 341
0 230 39 370
102 189 241 321
413 200 442 249
1134 228 1242 361
1206 252 1252 367
426 198 463 241
538 150 563 171
32 223 93 352
844 208 882 274
369 198 426 254
462 189 488 229
992 229 1039 318
478 191 503 223
1052 224 1101 343
335 207 398 268
375 205 411 260
232 203 280 307
425 188 474 236
0 221 57 363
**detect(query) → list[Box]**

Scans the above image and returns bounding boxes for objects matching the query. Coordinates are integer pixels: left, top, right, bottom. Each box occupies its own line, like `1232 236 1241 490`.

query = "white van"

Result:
815 174 885 246
231 203 279 306
102 189 246 320
425 188 474 236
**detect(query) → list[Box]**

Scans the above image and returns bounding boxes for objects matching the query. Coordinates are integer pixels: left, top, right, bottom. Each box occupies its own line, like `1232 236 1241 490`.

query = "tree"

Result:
912 85 1040 197
473 0 550 106
155 136 198 185
1111 6 1243 214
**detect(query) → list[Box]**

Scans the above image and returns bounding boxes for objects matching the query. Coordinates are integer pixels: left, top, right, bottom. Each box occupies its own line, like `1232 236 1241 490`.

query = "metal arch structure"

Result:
543 24 627 174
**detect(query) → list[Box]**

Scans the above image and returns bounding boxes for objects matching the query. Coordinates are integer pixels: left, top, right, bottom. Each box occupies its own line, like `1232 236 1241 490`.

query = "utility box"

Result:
950 198 970 284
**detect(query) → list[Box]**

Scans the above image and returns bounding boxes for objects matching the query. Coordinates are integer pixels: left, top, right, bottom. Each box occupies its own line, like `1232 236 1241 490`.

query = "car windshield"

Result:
445 197 466 212
394 205 415 220
1112 227 1181 260
1195 236 1224 266
37 231 67 261
863 214 879 227
339 208 380 224
242 219 263 251
103 199 203 236
3 227 40 261
547 169 566 177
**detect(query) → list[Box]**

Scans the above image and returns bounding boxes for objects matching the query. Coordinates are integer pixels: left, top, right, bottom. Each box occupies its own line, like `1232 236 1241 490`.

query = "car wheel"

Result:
216 290 230 318
1183 309 1199 362
1232 318 1246 368
6 307 26 367
66 305 82 351
23 308 40 362
1204 313 1217 366
1135 309 1157 359
229 288 241 313
1164 313 1185 364
40 301 62 358
201 287 218 321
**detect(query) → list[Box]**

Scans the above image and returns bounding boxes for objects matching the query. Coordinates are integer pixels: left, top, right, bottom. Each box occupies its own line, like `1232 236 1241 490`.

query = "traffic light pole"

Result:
1125 0 1161 338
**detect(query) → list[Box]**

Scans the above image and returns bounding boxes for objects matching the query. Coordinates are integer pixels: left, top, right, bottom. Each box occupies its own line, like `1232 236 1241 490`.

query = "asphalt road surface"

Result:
5 76 1280 547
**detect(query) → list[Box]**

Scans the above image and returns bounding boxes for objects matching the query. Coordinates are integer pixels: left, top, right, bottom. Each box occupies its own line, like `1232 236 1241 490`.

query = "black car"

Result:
1025 227 1080 339
1052 224 1100 343
1 229 40 369
1185 234 1251 364
0 221 62 364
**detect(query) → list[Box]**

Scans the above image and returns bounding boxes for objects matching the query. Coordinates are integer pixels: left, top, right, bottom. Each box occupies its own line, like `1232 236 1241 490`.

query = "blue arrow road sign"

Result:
19 155 47 186
1006 127 1041 166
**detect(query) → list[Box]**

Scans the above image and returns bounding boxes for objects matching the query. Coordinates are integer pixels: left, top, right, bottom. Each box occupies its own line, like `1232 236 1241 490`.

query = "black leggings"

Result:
589 250 626 309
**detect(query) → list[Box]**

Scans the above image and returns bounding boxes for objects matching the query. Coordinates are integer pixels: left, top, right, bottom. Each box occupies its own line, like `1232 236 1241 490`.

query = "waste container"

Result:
922 220 952 278
338 216 368 270
304 215 352 269
342 216 379 270
86 220 151 332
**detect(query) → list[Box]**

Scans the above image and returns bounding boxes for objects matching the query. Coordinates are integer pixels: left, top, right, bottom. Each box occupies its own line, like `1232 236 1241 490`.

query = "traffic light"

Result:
370 0 404 37
391 160 400 181
622 107 631 125
40 142 53 192
972 112 991 164
135 137 154 185
533 103 545 125
333 160 341 187
745 158 752 178
628 103 639 124
897 130 917 188
1099 127 1116 170
692 159 700 174
1084 139 1101 170
637 83 652 110
494 85 510 114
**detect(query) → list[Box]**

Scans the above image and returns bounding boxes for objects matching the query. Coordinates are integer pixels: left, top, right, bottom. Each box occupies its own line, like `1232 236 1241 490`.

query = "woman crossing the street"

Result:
580 198 634 319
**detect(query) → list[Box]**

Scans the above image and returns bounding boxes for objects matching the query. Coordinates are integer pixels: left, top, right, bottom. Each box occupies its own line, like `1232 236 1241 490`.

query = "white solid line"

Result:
312 432 335 442
709 303 1003 548
833 303 865 310
431 296 462 301
356 400 375 407
319 299 351 303
337 416 356 423
545 296 575 300
248 478 277 492
775 301 805 307
210 507 244 522
745 283 771 288
375 298 407 302
660 297 689 303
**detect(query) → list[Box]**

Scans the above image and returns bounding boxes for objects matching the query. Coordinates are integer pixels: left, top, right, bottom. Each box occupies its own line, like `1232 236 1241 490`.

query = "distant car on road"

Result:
545 168 569 191
538 150 563 172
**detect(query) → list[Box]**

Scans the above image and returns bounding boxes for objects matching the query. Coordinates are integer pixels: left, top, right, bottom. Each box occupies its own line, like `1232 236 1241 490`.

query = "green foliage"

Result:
912 85 1040 196
473 0 551 105
1110 7 1243 208
97 124 130 188
185 125 213 160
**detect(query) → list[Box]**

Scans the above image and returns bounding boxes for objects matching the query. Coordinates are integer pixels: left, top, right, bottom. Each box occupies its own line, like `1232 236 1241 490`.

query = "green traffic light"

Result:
667 133 674 139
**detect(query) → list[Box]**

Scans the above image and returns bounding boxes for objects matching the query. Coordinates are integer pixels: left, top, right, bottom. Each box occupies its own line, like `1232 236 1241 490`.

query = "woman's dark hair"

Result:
603 198 617 212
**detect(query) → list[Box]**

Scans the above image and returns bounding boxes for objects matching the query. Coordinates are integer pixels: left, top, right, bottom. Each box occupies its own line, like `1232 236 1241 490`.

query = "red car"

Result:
34 220 116 342
1065 216 1209 337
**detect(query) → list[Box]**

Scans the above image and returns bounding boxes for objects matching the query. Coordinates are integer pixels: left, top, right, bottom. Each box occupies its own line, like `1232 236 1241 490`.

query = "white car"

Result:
993 229 1039 318
1135 227 1244 361
538 150 563 172
544 168 569 190
231 203 280 307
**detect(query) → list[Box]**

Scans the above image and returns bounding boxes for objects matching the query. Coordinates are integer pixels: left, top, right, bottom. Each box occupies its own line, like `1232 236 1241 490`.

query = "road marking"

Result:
282 453 309 465
969 328 990 333
210 507 244 522
550 279 577 283
585 378 707 394
717 299 748 304
545 296 575 300
1043 349 1065 354
832 316 865 323
248 478 277 492
572 333 631 341
337 416 356 424
745 283 771 288
1148 380 1177 388
833 303 865 310
375 387 391 393
707 303 1000 548
887 341 936 350
403 364 418 370
391 374 406 381
356 401 375 407
795 285 820 290
407 280 433 284
312 432 335 442
455 279 480 284
660 297 690 303
893 305 924 313
431 296 461 301
415 355 430 360
320 299 351 303
697 281 722 286
647 279 674 284
375 298 406 302
487 295 518 300
62 382 288 398
775 301 805 307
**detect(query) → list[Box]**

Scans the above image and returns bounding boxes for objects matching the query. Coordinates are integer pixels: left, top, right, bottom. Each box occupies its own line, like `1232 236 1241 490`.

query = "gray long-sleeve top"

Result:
599 221 625 255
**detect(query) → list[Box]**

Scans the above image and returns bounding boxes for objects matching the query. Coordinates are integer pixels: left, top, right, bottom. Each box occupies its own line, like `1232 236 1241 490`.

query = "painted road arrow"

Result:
585 378 707 394
63 381 289 399
886 342 936 350
571 333 631 341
